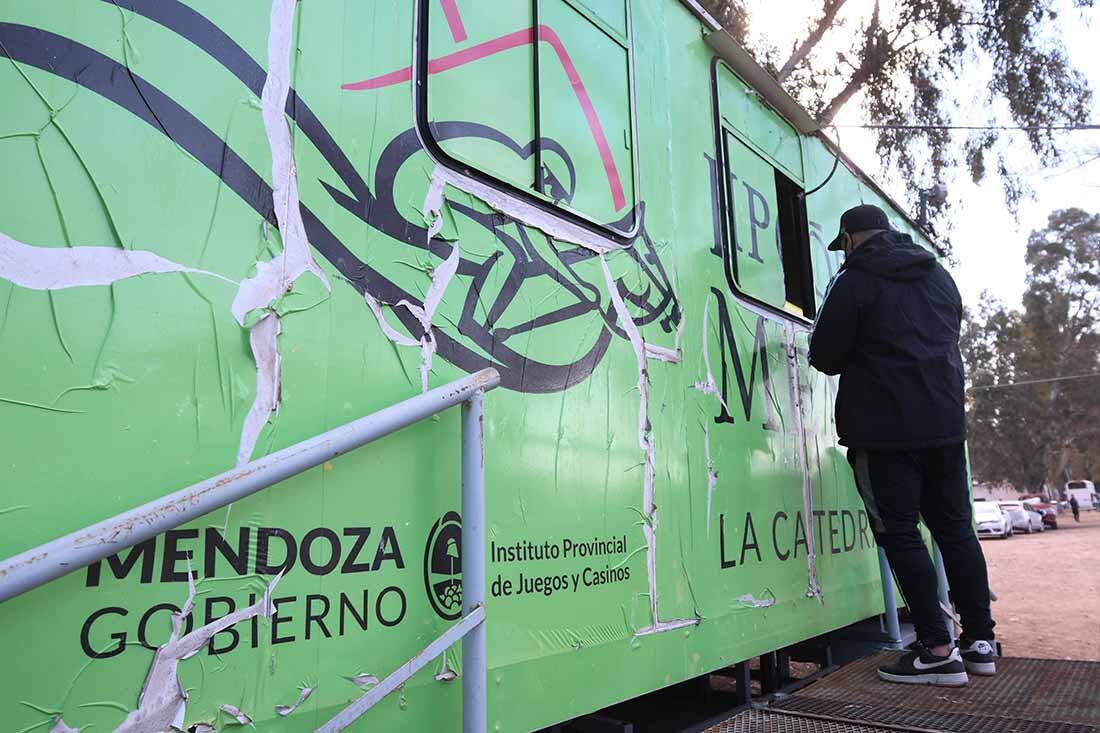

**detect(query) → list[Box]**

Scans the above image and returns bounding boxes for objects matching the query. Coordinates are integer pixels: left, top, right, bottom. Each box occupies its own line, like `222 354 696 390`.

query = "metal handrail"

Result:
877 539 954 649
0 367 500 732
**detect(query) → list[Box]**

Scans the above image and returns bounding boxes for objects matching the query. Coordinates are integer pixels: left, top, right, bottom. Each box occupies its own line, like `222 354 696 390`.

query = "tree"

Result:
699 0 1095 220
961 300 1049 491
962 208 1100 493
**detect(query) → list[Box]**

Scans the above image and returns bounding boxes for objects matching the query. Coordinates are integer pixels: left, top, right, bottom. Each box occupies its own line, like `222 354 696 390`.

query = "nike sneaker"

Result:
877 644 969 687
958 638 997 676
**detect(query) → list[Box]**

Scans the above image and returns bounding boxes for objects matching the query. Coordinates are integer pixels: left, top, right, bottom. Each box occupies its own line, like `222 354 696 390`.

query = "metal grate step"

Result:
772 697 1096 733
706 653 1099 733
704 709 921 732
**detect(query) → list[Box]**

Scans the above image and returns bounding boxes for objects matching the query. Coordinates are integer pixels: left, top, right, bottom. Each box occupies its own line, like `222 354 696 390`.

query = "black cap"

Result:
828 204 892 251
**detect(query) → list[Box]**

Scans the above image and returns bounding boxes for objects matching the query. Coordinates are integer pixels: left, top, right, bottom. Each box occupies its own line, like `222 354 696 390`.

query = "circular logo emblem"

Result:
423 512 462 620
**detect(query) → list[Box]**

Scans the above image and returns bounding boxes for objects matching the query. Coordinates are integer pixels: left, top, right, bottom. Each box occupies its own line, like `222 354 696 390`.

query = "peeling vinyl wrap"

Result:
50 718 79 733
734 591 777 609
0 231 233 291
785 320 822 601
691 298 730 415
237 313 281 466
274 686 314 717
234 0 332 466
415 164 623 255
362 166 460 393
114 572 282 732
692 292 823 600
394 169 461 393
704 423 718 537
218 704 253 725
599 254 696 636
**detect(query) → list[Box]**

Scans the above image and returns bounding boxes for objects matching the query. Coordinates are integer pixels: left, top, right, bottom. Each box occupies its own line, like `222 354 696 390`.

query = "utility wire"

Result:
833 123 1099 131
969 372 1100 391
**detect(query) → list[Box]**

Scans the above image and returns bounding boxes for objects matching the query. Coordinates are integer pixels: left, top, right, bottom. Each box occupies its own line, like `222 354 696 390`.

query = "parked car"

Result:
1023 504 1046 532
1032 502 1059 529
999 501 1043 533
974 501 1011 538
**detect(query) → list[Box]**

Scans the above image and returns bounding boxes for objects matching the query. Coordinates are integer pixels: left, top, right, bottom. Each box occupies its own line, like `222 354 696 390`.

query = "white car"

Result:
974 501 1011 539
999 501 1044 534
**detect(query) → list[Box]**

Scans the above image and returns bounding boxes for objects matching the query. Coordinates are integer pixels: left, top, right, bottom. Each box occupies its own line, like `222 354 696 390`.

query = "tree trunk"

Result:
816 1 883 125
776 0 849 84
817 63 875 125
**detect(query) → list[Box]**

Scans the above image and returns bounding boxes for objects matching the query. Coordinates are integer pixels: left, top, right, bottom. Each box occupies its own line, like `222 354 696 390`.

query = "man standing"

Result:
1070 494 1081 522
809 204 996 687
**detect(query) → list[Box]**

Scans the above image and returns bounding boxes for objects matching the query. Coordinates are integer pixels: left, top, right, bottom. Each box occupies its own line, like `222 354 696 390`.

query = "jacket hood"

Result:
843 230 936 281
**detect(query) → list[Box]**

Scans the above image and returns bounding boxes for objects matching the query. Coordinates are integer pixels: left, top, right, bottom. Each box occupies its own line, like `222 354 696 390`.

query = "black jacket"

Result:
809 231 966 449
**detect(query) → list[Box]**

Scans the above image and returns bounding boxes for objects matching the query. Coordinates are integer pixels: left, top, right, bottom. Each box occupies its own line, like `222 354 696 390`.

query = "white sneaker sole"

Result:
964 660 996 676
878 670 969 687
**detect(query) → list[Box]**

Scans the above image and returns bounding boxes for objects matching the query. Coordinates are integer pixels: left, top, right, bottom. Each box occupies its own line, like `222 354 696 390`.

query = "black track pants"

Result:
848 444 995 647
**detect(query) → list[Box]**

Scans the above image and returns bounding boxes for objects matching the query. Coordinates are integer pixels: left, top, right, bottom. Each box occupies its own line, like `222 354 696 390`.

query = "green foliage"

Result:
701 0 1094 220
962 208 1100 491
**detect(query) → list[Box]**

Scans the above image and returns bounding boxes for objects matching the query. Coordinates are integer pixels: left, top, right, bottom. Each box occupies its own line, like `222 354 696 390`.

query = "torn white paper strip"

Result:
600 254 695 636
396 239 460 393
422 167 447 241
218 703 253 725
643 342 681 363
361 167 460 393
0 231 232 291
393 167 461 393
364 292 419 348
236 312 281 466
231 0 329 326
115 573 281 733
704 423 718 537
735 592 776 609
633 617 697 637
344 673 380 689
784 321 822 601
692 298 731 414
50 718 79 733
232 0 334 467
424 165 622 254
275 686 314 717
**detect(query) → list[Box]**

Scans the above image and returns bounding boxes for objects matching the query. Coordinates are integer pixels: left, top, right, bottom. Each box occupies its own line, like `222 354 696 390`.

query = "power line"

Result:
831 122 1100 129
969 372 1100 391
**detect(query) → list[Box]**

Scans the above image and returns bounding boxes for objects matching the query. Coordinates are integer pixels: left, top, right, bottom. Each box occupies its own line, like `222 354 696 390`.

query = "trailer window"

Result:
425 4 536 192
721 132 815 318
775 171 815 317
422 0 637 234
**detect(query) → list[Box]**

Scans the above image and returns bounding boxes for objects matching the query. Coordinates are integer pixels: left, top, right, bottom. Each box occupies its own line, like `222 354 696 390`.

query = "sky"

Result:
742 0 1100 311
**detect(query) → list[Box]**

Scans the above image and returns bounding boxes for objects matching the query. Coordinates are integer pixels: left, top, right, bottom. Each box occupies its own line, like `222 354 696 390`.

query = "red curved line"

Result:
344 65 414 90
341 25 627 212
341 29 530 91
439 0 468 43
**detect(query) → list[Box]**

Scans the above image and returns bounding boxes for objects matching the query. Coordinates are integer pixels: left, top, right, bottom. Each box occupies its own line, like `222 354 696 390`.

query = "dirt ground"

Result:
980 509 1100 661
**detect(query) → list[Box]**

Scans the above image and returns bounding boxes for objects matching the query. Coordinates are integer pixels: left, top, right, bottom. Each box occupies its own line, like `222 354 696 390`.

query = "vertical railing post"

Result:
931 540 954 638
462 390 487 733
878 548 902 647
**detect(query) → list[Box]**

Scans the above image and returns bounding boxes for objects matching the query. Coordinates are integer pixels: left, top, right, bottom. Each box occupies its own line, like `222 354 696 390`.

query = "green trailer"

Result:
0 1 937 730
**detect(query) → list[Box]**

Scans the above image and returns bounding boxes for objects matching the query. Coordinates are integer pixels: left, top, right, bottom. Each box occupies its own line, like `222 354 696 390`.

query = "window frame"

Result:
709 57 815 325
413 0 643 244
